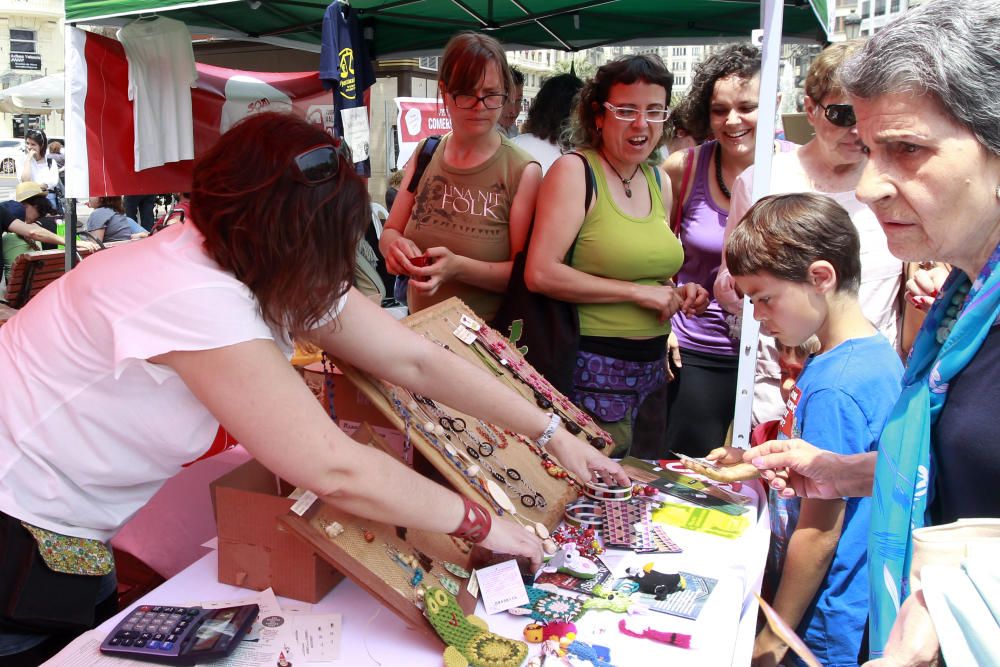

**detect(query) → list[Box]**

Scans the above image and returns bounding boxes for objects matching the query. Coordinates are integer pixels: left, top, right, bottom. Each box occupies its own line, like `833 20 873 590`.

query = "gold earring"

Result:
996 184 1000 201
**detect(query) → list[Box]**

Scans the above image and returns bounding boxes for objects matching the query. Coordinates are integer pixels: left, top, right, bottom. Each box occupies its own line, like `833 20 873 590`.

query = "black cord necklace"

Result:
600 151 641 198
715 142 731 199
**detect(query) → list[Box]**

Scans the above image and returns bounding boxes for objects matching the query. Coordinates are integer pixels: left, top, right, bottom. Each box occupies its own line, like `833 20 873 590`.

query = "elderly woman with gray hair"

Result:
730 2 1000 664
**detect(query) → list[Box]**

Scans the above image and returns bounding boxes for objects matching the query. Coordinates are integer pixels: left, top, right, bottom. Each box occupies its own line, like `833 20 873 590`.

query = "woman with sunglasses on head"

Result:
525 55 709 457
660 44 796 459
713 41 905 428
0 112 627 664
380 32 542 322
18 129 61 214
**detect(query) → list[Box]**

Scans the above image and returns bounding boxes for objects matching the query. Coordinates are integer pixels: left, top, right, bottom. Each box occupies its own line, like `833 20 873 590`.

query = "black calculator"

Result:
99 603 259 665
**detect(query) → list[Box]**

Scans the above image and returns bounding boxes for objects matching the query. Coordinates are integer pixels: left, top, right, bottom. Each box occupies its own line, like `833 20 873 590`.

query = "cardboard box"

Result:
212 459 342 603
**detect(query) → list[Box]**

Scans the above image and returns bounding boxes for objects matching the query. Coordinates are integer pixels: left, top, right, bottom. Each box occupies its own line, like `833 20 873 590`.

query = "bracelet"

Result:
535 413 561 449
583 480 633 502
563 499 604 528
450 495 492 543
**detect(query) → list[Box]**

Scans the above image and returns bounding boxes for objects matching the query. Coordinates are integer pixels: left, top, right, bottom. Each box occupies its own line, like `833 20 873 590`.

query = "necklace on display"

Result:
715 142 731 199
601 151 641 198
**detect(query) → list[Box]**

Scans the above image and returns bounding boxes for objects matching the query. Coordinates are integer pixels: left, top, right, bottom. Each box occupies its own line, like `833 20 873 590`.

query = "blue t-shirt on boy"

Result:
769 333 903 667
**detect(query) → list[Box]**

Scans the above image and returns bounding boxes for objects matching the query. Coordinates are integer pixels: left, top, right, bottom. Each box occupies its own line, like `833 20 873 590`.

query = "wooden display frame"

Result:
333 298 611 532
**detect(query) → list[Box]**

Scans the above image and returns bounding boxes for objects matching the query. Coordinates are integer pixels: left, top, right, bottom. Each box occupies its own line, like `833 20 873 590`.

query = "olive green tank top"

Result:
570 149 684 337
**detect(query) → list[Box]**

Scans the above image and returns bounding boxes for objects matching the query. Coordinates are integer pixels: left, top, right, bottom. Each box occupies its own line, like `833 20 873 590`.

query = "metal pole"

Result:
65 197 78 271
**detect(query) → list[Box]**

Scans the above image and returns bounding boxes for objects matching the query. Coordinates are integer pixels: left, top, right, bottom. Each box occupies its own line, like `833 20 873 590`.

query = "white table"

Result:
48 481 770 666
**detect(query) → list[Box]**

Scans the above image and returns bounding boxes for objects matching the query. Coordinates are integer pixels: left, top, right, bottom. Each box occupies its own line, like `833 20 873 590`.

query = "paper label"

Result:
289 490 319 516
475 560 529 614
340 107 370 162
452 325 477 345
459 314 481 331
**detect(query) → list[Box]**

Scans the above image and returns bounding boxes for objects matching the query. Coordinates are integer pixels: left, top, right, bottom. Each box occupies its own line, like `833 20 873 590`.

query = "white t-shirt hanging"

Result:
0 223 347 541
117 16 197 170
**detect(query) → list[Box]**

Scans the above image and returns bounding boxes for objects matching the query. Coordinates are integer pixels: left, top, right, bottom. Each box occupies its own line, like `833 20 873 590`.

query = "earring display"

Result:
332 298 607 533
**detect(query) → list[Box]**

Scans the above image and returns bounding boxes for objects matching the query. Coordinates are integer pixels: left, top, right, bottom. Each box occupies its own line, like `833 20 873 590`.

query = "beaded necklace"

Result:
936 281 971 343
714 142 731 199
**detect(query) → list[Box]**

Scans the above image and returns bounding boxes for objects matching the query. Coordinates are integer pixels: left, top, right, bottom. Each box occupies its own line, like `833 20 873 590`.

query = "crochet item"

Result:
423 586 528 667
515 586 585 624
566 640 614 667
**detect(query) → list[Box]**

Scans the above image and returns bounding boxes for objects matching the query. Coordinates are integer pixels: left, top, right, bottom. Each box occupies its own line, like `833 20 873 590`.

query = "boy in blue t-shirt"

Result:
724 193 903 667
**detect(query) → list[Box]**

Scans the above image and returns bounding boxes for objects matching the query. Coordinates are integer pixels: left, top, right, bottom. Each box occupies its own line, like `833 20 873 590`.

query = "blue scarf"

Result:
868 243 1000 657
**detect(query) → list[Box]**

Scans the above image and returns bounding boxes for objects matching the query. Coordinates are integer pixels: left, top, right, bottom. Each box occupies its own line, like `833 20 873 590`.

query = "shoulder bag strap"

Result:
406 135 442 194
672 147 696 236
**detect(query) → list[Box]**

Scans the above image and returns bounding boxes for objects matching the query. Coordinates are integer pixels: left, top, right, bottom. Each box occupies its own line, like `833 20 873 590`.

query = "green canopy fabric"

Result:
65 0 829 56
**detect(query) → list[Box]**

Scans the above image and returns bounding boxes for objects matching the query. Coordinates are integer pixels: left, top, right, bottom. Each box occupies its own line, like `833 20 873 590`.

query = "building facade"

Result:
0 0 64 140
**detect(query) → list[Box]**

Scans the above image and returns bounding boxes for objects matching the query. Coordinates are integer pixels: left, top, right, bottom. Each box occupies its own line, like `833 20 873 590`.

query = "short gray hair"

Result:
841 0 1000 157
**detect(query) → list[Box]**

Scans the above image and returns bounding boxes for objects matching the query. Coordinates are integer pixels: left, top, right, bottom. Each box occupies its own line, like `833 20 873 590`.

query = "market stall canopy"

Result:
65 0 829 56
0 73 65 113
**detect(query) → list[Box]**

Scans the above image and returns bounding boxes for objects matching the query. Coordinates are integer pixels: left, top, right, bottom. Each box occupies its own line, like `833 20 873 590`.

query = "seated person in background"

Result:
85 196 149 243
722 193 903 667
45 141 65 170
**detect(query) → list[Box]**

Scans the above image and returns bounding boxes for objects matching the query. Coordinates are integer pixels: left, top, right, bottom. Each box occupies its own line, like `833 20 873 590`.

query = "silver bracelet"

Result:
535 413 561 449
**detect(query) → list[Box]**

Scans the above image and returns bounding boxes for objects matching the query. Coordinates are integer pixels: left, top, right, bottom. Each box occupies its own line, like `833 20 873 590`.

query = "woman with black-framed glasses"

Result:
0 112 627 662
715 41 907 429
379 32 542 322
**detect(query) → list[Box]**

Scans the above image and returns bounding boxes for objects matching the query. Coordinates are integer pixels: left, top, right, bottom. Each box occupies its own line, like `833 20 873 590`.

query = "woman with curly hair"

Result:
513 73 583 173
662 44 794 457
526 55 709 456
380 32 542 321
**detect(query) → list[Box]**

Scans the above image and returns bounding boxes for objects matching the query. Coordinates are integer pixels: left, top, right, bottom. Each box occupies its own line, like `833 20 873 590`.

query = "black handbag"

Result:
0 512 103 634
490 153 594 397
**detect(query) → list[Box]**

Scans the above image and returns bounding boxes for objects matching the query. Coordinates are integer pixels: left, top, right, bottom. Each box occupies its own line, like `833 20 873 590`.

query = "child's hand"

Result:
698 446 761 483
714 266 744 315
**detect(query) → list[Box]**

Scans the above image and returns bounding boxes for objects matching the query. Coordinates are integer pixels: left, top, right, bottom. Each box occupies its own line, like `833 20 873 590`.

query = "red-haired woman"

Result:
380 32 542 321
0 112 625 663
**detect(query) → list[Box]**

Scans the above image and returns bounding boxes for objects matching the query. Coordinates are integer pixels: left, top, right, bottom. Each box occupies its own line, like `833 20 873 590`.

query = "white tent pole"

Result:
730 0 784 450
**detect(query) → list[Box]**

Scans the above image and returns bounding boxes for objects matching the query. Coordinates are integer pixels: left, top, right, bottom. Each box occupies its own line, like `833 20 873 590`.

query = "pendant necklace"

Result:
601 151 641 198
715 142 731 199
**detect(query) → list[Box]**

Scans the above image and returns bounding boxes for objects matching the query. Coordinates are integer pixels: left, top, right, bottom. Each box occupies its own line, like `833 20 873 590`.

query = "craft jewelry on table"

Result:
564 499 604 528
583 480 633 502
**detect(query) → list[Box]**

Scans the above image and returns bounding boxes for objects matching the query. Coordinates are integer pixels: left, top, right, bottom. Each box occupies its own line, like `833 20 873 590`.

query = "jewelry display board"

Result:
333 298 612 533
281 425 479 641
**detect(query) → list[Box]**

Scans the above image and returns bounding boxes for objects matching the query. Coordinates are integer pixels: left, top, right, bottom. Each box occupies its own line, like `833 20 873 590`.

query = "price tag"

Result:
452 325 477 346
460 314 482 331
290 490 319 515
475 560 529 614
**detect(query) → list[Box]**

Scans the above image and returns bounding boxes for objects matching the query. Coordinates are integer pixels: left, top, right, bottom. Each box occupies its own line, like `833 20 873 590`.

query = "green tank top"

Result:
570 149 684 338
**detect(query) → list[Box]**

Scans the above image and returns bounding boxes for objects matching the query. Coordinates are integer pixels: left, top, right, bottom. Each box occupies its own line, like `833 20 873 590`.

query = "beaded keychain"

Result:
321 352 338 422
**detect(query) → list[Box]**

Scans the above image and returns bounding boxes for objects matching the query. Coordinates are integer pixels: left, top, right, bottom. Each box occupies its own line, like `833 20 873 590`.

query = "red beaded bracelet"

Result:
450 495 492 543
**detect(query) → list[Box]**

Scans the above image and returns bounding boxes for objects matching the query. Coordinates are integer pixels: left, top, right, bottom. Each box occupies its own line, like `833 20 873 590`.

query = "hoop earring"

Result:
996 184 1000 201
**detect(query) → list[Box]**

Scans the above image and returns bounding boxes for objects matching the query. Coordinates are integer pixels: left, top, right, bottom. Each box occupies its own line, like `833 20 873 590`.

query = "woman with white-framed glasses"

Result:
525 55 709 456
714 41 906 429
380 32 542 322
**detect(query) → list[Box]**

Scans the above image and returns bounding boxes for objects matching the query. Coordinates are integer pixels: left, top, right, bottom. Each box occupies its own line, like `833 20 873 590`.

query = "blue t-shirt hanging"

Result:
320 0 375 177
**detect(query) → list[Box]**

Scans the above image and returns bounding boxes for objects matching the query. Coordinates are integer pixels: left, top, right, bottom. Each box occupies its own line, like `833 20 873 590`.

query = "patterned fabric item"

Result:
20 522 114 576
517 586 585 624
573 351 666 424
869 242 1000 658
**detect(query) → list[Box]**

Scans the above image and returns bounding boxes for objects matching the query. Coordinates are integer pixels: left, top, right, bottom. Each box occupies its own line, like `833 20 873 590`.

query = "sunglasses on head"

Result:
292 139 353 185
816 101 856 128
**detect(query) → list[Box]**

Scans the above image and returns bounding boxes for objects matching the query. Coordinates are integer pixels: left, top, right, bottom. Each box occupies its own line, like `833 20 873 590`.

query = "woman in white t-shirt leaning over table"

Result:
0 112 627 664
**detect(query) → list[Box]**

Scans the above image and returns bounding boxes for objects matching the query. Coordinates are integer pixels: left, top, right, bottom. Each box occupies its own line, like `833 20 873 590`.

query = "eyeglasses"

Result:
292 140 353 185
450 92 509 110
602 102 671 123
816 102 856 128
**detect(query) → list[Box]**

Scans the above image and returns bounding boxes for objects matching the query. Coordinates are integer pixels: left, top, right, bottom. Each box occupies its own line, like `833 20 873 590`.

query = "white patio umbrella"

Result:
0 73 64 113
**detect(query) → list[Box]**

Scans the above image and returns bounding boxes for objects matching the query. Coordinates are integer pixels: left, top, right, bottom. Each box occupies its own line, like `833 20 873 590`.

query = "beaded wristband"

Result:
450 495 492 544
563 499 604 528
535 413 561 449
583 480 633 502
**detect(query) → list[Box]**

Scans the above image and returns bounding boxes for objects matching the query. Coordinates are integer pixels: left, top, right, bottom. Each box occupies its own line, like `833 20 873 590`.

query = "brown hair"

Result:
677 44 760 143
725 192 861 294
95 196 125 214
439 32 514 99
190 112 370 338
805 40 865 104
568 54 674 149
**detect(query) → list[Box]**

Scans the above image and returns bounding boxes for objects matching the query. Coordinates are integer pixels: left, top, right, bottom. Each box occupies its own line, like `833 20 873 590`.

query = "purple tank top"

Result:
671 140 739 356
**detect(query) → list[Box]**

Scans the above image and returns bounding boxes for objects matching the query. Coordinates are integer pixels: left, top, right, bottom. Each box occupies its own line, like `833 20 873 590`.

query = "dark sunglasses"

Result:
292 140 353 185
816 101 856 128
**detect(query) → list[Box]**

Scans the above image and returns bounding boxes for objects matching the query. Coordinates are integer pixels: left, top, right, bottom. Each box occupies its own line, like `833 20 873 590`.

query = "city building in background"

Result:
0 0 64 140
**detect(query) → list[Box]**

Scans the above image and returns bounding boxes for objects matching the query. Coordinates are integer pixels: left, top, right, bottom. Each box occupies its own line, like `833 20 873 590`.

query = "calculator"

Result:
99 603 259 665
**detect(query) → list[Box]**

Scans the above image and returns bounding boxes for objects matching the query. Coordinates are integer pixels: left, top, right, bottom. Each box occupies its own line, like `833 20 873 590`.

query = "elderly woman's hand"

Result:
677 282 710 316
384 236 424 276
905 265 950 312
862 591 941 667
